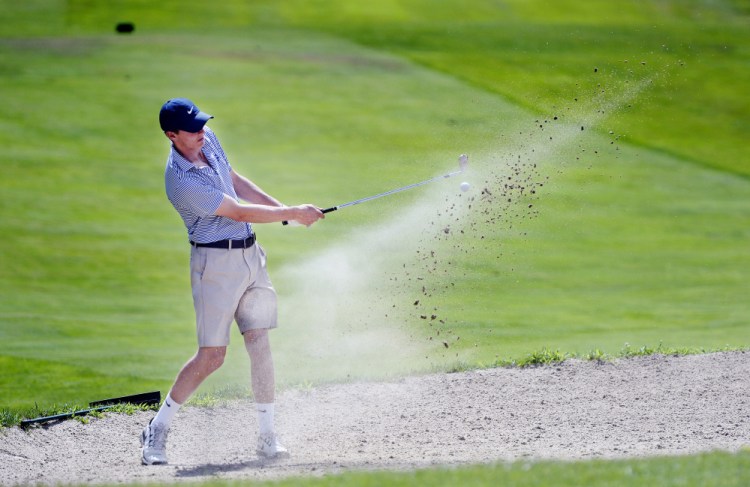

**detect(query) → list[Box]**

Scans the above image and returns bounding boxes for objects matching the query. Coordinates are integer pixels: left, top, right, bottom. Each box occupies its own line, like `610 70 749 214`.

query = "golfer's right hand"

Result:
292 204 324 227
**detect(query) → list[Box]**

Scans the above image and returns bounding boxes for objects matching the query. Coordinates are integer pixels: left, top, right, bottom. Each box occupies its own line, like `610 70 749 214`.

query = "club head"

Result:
458 154 469 172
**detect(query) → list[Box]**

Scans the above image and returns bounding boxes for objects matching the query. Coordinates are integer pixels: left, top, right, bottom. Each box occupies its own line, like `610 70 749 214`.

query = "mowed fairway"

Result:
1 0 748 431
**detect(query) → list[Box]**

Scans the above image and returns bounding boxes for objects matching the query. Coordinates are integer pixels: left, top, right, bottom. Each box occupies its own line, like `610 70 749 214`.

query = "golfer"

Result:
141 98 324 465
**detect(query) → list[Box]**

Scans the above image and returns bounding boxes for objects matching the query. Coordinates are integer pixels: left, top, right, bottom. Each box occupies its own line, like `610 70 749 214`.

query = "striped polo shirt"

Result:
164 127 253 244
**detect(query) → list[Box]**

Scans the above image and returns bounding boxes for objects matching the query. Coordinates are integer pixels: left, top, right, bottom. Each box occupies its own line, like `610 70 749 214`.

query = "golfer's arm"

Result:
215 195 302 224
230 170 283 207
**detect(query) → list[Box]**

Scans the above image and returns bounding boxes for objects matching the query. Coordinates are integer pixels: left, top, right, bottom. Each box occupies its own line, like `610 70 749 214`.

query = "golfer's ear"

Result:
164 130 178 141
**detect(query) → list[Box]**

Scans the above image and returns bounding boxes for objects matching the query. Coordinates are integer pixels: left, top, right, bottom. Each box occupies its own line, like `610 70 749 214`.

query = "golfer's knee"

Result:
243 328 268 345
196 347 226 372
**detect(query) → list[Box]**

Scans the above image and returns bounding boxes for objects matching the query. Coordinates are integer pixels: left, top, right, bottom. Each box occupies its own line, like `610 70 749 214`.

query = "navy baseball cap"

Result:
159 98 213 132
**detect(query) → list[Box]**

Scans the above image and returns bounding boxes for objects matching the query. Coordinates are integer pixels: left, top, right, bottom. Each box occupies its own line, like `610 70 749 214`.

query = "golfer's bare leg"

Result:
141 346 226 464
244 330 274 403
170 346 227 404
245 329 287 457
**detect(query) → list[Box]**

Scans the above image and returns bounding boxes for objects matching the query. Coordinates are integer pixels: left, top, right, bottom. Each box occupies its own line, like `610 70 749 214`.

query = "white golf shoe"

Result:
140 419 169 465
257 432 290 459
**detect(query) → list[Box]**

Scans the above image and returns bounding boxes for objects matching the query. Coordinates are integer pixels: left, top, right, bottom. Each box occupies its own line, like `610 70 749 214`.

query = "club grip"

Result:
282 206 337 226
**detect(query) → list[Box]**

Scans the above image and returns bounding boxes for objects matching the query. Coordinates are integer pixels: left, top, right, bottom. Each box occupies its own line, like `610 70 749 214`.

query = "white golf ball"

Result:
460 181 471 192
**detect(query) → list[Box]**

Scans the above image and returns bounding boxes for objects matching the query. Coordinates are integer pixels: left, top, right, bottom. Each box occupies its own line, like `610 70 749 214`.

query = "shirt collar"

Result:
170 145 201 173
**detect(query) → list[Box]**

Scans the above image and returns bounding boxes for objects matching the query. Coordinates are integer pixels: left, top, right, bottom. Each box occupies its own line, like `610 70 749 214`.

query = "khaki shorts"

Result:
190 243 277 347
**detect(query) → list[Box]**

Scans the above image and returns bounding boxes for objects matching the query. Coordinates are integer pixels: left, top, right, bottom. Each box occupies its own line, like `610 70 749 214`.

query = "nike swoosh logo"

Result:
188 107 194 115
165 401 172 408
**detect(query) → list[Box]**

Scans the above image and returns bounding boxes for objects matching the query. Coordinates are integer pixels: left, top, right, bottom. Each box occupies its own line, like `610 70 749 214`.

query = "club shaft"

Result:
282 154 467 225
326 169 463 212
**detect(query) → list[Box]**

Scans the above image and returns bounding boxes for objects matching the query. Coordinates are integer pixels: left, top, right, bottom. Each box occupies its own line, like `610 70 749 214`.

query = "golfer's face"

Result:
170 127 205 153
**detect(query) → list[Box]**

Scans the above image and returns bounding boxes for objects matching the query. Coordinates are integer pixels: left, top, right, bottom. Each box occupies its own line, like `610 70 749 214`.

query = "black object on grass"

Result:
115 22 135 34
20 391 160 428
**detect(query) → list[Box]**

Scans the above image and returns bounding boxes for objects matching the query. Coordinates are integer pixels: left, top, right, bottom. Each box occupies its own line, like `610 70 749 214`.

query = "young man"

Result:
141 98 324 465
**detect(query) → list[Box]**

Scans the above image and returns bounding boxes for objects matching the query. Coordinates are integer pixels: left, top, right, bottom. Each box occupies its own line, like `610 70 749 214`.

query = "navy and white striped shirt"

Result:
164 127 253 244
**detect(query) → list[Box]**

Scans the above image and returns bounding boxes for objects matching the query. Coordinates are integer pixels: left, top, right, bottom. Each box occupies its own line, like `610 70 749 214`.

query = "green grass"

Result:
276 0 750 178
148 450 750 487
0 6 748 487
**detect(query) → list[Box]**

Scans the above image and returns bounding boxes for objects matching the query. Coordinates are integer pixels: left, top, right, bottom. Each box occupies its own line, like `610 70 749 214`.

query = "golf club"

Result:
283 154 468 225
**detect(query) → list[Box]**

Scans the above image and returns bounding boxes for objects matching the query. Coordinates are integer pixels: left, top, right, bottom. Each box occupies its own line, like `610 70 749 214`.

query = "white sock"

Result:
256 403 275 436
152 392 181 428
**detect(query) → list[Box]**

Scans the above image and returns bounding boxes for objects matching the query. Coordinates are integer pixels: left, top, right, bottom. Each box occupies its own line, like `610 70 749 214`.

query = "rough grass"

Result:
196 450 750 487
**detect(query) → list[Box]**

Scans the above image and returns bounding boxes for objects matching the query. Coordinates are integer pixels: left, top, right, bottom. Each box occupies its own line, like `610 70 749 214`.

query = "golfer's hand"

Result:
292 204 324 227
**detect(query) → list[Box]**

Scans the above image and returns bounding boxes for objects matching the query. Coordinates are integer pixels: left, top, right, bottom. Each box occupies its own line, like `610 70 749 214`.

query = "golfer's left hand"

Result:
292 204 324 227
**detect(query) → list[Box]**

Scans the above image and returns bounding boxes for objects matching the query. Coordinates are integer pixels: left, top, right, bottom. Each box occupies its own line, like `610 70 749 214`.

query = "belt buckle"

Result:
228 239 233 250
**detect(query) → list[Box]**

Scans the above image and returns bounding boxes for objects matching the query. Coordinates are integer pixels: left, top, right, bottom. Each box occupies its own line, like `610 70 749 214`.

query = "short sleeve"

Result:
166 172 226 218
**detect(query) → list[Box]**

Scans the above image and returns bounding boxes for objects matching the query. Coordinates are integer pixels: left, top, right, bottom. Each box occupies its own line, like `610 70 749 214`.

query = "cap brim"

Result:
181 111 213 132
